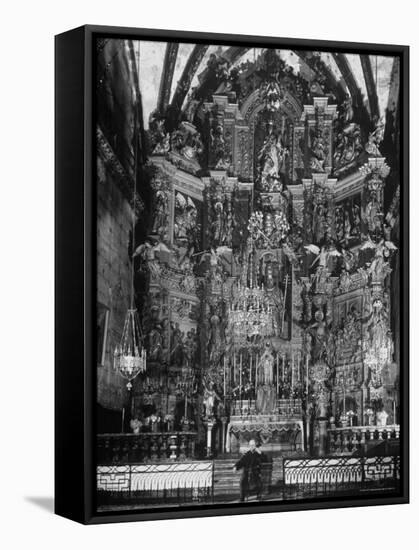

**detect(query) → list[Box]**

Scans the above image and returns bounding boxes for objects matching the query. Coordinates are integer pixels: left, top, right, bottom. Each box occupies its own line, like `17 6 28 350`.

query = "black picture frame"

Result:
55 24 409 525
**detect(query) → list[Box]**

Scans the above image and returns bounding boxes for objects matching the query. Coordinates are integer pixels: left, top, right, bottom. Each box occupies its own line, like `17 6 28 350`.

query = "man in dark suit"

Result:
233 439 263 502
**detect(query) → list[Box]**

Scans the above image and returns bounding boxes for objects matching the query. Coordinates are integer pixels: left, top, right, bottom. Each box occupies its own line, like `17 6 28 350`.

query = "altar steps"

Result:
213 458 240 500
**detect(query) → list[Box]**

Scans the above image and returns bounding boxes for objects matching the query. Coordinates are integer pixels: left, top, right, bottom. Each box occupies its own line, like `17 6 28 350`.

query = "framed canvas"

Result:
55 25 409 524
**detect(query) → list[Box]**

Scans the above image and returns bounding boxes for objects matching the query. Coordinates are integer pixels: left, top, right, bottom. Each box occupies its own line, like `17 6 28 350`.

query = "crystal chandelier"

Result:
113 41 146 391
228 281 277 347
113 309 147 390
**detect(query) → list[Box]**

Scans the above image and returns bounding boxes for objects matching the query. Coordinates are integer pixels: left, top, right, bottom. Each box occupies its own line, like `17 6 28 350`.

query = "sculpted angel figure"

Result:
361 238 397 284
304 244 341 289
305 243 341 270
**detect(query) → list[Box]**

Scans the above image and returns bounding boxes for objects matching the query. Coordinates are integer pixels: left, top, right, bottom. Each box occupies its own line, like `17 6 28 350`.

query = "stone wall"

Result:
96 154 133 411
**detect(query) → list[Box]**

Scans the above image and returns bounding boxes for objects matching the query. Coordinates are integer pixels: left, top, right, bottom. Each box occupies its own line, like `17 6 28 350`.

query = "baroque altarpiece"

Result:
96 39 401 508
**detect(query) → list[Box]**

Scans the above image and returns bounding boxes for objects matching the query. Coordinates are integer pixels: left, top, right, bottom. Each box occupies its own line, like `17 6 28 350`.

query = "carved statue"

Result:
184 329 198 368
310 128 327 173
334 119 362 170
310 309 328 361
312 189 328 242
302 279 313 323
339 270 352 293
210 123 229 169
173 192 200 261
212 198 224 244
341 94 354 126
265 262 275 291
184 89 200 123
360 238 396 284
376 408 389 427
258 125 288 189
365 119 385 157
151 184 170 241
258 342 275 385
334 204 343 242
334 305 362 364
343 209 352 243
363 190 381 233
208 310 223 363
130 417 142 435
171 121 203 161
221 198 233 247
351 203 361 237
148 110 170 154
170 322 184 366
148 324 163 362
255 342 276 414
305 244 341 288
203 381 220 417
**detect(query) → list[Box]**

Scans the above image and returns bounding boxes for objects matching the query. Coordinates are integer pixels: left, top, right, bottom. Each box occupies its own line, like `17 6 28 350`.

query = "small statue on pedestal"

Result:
203 381 220 418
376 408 389 427
130 416 142 435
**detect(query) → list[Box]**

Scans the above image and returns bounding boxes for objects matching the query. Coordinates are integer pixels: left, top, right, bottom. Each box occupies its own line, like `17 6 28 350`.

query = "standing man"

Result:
233 439 263 502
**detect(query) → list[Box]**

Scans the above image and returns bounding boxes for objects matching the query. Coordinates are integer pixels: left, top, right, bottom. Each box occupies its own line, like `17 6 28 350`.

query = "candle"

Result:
291 351 294 390
393 400 396 425
255 354 258 392
223 356 226 401
306 356 309 397
249 354 252 383
276 353 279 396
239 353 243 407
343 386 346 416
297 353 301 382
282 354 285 381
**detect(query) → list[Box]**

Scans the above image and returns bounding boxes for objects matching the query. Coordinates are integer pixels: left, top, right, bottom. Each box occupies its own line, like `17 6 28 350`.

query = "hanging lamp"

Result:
113 41 146 390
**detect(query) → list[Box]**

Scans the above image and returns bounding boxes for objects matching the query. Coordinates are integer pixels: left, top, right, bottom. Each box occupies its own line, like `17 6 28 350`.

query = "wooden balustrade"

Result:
328 425 400 454
97 432 197 464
